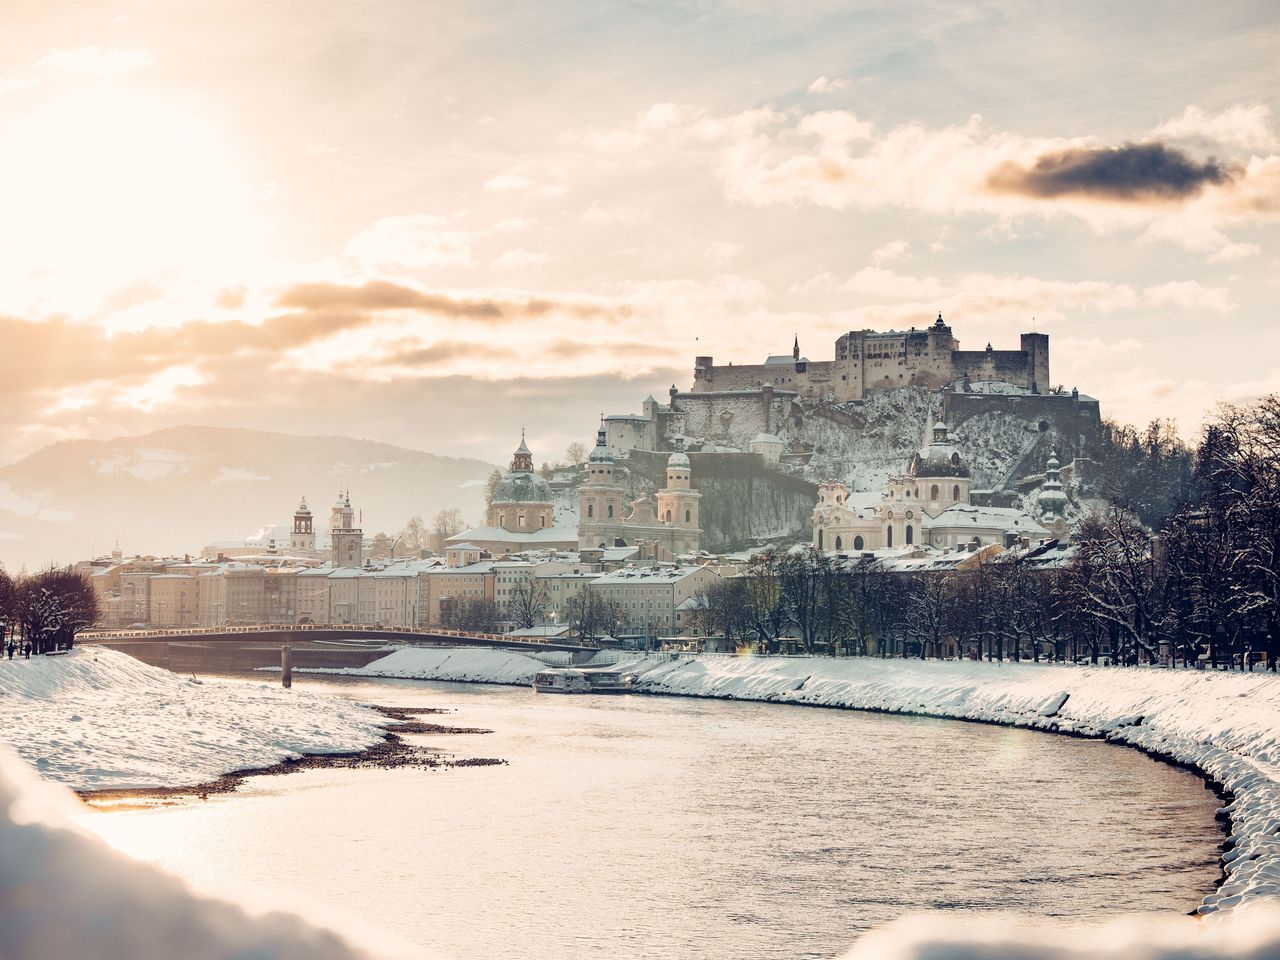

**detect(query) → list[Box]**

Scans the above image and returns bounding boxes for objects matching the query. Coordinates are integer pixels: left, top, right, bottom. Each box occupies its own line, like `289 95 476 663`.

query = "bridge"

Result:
80 624 599 674
80 623 595 652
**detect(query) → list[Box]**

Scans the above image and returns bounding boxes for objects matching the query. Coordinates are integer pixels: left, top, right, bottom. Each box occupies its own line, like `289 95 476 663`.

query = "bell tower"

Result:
290 496 316 557
330 488 363 569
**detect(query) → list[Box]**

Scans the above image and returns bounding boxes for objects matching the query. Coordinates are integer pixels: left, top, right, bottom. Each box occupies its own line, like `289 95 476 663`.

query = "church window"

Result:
587 504 594 519
498 512 505 527
835 536 842 550
518 513 526 528
906 525 914 545
853 535 864 550
684 509 691 523
607 503 614 519
886 526 893 547
817 529 824 550
540 515 546 528
953 484 960 500
930 484 939 500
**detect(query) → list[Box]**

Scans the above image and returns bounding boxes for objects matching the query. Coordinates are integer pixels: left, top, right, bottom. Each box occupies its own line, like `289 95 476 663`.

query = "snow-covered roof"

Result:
765 354 809 365
448 526 578 545
592 564 713 585
930 503 1046 534
752 433 784 444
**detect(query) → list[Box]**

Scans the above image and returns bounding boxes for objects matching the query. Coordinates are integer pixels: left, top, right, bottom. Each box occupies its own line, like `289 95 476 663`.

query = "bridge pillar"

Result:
281 642 292 688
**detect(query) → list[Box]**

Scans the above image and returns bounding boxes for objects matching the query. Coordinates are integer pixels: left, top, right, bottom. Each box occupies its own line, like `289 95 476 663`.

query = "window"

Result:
906 525 914 545
953 484 961 501
818 529 824 550
835 536 842 550
930 484 939 500
607 503 614 518
853 535 864 550
886 526 893 547
684 509 691 523
587 503 594 518
540 515 546 528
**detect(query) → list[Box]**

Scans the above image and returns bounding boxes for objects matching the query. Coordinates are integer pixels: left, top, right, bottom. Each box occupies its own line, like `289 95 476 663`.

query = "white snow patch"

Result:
0 748 395 959
0 648 386 790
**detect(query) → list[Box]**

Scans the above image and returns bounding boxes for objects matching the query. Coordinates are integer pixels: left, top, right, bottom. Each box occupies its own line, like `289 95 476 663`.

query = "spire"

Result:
511 429 534 472
589 414 613 464
793 334 800 361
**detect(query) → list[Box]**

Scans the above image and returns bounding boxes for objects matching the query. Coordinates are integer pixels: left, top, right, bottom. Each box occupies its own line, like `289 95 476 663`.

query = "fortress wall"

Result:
951 349 1034 387
669 392 799 449
692 361 838 399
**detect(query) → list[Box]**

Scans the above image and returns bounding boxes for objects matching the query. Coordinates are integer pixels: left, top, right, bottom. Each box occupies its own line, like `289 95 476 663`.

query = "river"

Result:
84 676 1224 960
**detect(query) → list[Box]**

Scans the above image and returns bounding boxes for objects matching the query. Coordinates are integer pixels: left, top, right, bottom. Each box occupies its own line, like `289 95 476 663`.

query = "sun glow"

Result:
0 86 269 325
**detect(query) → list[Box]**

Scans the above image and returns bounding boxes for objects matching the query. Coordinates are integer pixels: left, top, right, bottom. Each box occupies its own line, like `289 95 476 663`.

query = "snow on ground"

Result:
0 647 386 791
0 748 397 960
327 646 557 684
347 647 1280 924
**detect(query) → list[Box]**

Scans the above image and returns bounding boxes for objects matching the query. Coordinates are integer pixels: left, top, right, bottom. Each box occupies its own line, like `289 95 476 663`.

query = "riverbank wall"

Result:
327 648 1280 922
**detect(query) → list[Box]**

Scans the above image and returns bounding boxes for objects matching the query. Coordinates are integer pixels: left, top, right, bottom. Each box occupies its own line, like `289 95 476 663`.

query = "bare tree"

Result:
430 508 465 552
566 441 587 466
506 575 549 630
399 516 430 555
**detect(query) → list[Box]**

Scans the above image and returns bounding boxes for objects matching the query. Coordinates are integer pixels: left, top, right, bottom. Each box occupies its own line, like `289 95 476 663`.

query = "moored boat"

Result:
532 668 636 694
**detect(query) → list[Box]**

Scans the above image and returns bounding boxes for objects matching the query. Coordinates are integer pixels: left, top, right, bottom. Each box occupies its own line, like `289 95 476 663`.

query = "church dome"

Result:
667 448 690 470
908 420 970 479
492 470 553 505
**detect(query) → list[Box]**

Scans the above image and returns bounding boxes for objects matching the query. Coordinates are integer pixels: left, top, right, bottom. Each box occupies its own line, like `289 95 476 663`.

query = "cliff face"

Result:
668 385 1103 495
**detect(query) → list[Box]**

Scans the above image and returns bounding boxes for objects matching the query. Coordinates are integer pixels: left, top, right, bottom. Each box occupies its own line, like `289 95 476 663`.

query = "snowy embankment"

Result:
0 647 387 791
347 647 1280 923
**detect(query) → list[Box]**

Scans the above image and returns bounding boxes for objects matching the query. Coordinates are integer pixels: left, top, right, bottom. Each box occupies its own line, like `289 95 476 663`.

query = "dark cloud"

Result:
276 280 632 324
276 280 504 320
989 142 1236 201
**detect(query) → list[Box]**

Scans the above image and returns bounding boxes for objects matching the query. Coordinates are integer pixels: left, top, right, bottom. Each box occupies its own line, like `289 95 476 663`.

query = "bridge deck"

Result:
80 624 593 653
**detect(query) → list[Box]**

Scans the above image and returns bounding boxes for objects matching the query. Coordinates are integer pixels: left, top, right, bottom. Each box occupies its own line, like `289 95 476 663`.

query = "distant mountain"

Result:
0 426 497 568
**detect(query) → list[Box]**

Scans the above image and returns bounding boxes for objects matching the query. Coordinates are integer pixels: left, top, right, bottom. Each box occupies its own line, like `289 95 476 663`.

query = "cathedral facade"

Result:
812 420 1047 552
577 423 702 555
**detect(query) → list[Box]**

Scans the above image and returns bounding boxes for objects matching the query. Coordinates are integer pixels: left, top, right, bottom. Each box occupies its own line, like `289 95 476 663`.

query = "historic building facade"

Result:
812 419 1046 552
578 424 702 554
692 313 1050 402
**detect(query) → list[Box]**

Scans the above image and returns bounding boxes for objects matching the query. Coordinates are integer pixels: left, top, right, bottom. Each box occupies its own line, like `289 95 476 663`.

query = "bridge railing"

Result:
79 623 566 645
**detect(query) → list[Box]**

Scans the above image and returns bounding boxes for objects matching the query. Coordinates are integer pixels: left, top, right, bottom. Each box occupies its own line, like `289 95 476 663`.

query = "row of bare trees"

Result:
0 568 99 655
682 397 1280 668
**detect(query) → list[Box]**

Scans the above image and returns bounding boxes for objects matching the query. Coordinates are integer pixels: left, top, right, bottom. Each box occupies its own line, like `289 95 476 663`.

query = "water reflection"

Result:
86 678 1223 960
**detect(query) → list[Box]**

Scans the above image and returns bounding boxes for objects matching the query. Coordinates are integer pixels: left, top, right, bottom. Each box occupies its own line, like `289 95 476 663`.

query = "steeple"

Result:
511 429 534 473
793 334 800 361
589 415 612 464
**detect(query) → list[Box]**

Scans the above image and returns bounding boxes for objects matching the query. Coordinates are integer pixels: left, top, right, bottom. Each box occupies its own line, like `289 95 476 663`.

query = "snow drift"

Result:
0 748 394 960
0 647 386 791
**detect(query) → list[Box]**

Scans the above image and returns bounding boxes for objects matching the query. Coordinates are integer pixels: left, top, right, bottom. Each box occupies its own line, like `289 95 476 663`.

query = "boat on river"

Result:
532 668 637 694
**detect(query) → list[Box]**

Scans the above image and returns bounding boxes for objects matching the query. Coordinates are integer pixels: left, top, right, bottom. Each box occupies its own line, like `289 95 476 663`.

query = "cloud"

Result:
483 173 567 197
1152 104 1278 152
807 76 848 94
989 142 1235 202
341 214 474 271
491 248 556 271
870 240 911 266
38 47 153 78
705 241 743 266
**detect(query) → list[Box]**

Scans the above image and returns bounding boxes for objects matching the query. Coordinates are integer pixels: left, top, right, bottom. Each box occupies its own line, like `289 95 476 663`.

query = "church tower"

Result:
487 431 554 532
290 496 316 557
330 489 363 569
656 440 701 552
577 419 625 548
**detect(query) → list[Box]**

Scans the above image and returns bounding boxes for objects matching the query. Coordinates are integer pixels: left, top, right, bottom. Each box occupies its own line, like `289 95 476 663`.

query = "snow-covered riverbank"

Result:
0 647 387 791
324 647 1280 923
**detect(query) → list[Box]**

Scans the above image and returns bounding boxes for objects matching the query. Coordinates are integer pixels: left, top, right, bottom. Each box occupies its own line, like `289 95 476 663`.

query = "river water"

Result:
85 677 1223 960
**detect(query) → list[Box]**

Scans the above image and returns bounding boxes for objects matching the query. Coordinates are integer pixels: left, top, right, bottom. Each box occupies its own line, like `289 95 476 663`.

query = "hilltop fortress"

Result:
693 313 1049 402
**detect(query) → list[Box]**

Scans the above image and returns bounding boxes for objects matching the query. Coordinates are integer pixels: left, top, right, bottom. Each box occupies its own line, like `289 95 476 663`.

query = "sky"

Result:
0 0 1278 467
